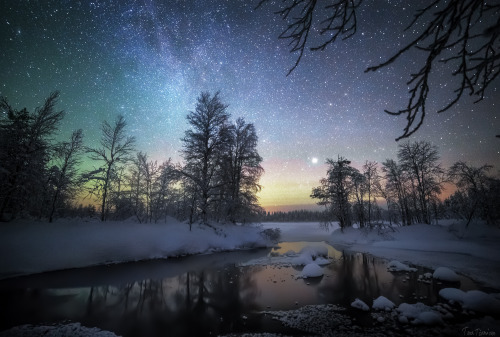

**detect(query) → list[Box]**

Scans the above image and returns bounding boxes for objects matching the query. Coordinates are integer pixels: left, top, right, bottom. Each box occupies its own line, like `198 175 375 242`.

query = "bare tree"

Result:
397 141 444 224
258 0 500 139
48 129 84 222
448 161 493 227
362 161 381 227
84 115 135 221
382 159 412 226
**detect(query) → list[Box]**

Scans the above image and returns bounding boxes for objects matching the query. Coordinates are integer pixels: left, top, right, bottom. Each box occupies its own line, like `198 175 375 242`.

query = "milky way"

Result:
1 0 498 211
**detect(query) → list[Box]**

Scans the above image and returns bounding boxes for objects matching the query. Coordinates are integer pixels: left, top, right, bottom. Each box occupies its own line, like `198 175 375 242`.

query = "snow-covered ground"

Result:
263 220 500 289
0 217 272 279
327 221 500 290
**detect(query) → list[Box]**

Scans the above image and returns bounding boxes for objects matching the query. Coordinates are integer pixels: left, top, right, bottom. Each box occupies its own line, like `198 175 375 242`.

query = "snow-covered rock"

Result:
351 298 370 311
433 267 460 282
463 290 500 315
396 302 442 325
439 288 500 315
300 263 324 278
387 260 417 272
439 288 465 304
372 296 395 311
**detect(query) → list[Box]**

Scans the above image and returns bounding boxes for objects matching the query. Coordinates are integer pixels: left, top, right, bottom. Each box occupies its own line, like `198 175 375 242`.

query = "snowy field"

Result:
0 217 271 279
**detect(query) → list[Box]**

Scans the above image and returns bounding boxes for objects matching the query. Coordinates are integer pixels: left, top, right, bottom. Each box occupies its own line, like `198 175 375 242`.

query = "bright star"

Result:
311 157 318 164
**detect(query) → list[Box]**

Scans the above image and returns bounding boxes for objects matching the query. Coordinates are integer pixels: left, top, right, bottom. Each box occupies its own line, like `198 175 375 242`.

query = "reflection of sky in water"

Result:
0 244 485 336
269 241 343 260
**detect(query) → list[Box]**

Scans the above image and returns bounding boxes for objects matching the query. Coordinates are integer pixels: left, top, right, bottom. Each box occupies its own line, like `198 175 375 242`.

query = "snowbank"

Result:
328 221 500 289
0 218 271 279
439 288 500 315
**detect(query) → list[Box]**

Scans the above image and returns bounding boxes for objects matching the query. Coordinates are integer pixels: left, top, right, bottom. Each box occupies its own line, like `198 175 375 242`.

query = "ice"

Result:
350 298 369 311
300 263 324 278
372 296 395 311
387 260 417 272
433 267 460 282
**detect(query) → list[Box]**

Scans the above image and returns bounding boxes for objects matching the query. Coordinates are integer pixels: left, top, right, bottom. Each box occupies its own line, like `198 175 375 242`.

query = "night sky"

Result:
1 0 499 211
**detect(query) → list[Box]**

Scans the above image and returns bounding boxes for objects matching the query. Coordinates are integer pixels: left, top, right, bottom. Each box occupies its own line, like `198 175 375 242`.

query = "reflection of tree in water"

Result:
317 251 400 307
83 266 259 336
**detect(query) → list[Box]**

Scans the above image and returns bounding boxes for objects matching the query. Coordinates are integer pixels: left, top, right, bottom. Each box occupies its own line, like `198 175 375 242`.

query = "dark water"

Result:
0 242 483 336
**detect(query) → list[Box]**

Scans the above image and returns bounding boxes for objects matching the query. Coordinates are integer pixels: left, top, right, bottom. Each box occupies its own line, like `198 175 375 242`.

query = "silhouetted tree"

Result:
382 159 412 226
362 161 381 227
181 92 231 225
447 161 493 227
311 156 358 230
0 91 64 220
397 141 444 224
224 118 264 223
258 0 500 139
48 129 84 222
84 115 135 221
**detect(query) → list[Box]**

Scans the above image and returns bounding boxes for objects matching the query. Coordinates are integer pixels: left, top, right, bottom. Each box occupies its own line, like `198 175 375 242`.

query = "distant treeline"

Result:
259 209 327 222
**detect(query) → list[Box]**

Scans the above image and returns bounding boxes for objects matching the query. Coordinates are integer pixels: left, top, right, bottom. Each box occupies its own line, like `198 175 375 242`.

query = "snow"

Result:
387 260 417 272
439 288 466 304
0 322 119 337
240 242 333 268
439 288 500 315
328 221 500 289
300 263 324 278
0 217 271 279
372 296 395 311
433 266 460 282
351 298 370 311
396 302 442 325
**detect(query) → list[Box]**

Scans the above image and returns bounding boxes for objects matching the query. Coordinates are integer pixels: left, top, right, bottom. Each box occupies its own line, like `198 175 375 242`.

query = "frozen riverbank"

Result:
327 221 500 290
0 217 272 279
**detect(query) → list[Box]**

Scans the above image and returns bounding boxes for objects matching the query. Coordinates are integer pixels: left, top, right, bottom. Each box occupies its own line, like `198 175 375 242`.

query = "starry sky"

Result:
1 0 499 212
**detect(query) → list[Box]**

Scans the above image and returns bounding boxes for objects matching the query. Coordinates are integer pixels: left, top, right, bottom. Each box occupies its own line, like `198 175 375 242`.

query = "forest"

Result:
0 91 498 229
0 91 263 226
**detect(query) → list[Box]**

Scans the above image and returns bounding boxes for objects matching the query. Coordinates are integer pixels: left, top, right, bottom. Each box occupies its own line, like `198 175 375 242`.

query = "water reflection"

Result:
0 243 482 337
